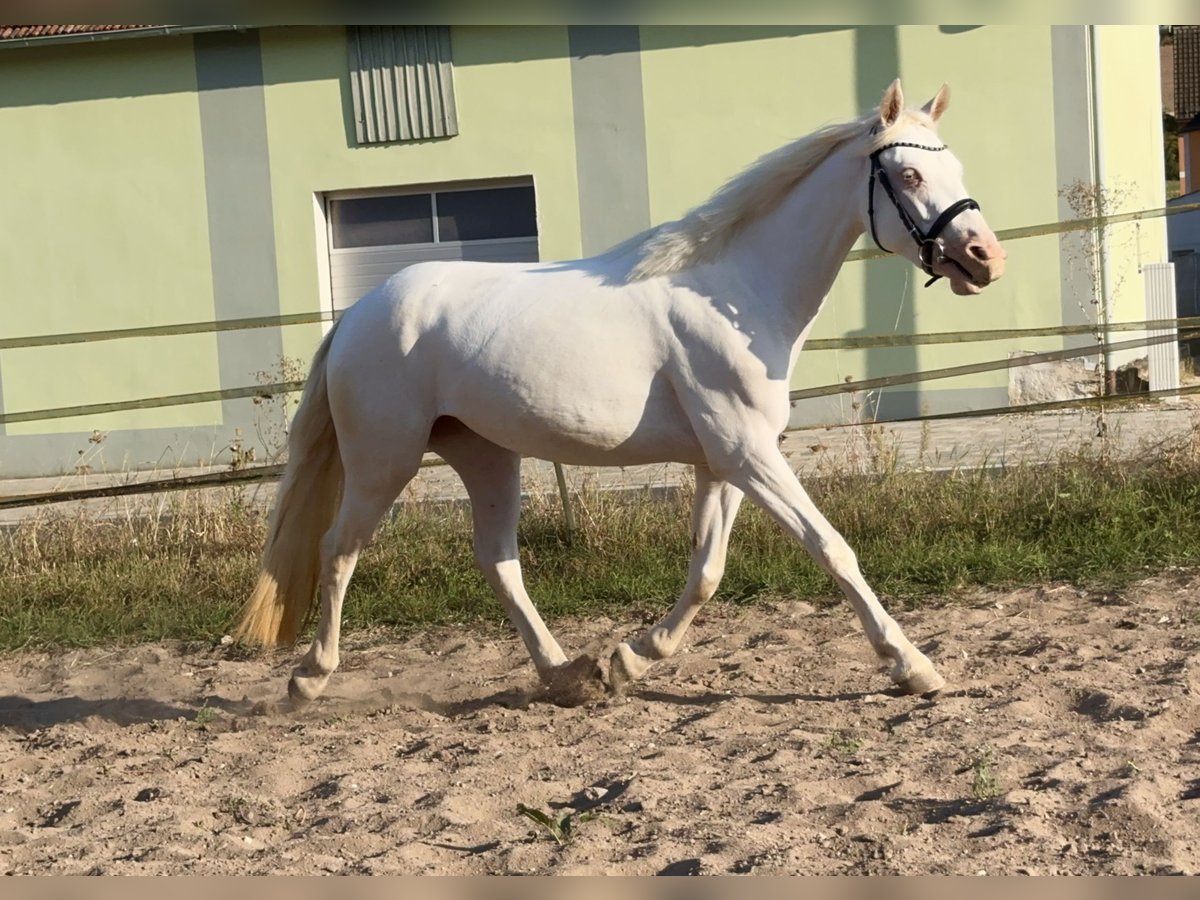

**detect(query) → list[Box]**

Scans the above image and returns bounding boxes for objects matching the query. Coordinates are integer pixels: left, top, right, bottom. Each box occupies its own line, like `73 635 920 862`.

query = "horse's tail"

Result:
232 319 345 647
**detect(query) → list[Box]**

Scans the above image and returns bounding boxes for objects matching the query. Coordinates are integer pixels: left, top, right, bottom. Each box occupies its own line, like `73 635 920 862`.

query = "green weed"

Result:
516 802 597 846
971 746 1001 801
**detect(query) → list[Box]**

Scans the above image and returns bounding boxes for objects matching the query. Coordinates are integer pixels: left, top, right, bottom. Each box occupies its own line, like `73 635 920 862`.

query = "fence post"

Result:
553 462 577 541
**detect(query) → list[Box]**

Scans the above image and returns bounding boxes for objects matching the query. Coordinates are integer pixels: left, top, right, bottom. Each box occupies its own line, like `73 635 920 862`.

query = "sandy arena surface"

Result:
2 573 1198 875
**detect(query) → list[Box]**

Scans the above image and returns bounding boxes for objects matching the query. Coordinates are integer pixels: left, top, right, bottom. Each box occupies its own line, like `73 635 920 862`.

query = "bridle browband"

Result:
867 138 980 288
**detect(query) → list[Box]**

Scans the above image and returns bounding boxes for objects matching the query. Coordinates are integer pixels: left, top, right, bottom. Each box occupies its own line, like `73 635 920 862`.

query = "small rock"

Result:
134 788 164 803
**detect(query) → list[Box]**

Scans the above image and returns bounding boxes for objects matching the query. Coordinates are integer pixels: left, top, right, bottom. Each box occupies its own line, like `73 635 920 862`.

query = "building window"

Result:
330 185 536 249
347 25 459 144
326 181 538 312
330 194 435 248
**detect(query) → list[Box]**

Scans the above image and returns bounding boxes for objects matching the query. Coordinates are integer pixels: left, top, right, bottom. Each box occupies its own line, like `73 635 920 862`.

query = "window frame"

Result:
325 177 538 254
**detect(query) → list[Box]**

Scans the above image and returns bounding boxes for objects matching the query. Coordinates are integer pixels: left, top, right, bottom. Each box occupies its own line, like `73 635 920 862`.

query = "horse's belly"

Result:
470 424 706 467
445 380 705 467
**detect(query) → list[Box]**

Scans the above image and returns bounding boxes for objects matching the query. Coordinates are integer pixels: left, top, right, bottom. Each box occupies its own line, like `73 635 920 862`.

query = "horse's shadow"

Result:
635 688 883 706
318 686 536 717
0 685 547 732
0 682 891 732
0 693 257 732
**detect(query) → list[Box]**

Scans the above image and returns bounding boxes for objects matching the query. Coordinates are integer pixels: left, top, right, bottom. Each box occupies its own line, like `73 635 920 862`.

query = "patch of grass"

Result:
4 438 1200 649
971 746 1001 801
0 487 263 648
826 730 863 757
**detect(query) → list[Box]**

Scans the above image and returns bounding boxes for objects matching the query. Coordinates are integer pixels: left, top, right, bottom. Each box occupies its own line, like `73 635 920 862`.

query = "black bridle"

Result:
867 140 980 288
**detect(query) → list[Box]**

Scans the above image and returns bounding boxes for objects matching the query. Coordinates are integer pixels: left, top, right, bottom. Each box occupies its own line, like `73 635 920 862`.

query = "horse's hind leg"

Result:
430 419 580 683
609 465 743 690
289 438 426 704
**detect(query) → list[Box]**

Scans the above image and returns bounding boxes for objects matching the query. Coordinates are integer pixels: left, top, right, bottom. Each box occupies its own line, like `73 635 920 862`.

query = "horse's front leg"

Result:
714 434 945 695
609 465 743 690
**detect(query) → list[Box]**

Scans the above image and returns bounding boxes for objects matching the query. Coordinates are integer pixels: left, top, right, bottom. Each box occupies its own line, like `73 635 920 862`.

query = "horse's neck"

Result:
722 151 865 351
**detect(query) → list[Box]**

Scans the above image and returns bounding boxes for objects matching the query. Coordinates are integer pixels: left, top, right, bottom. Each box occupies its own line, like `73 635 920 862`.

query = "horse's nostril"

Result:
968 243 990 262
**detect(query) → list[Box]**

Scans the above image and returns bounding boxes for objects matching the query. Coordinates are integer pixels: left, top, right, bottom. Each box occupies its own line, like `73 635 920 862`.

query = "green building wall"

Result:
0 25 1169 478
0 36 221 440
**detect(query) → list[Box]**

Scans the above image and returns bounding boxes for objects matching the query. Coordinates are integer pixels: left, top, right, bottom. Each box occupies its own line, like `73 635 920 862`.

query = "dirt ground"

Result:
2 574 1198 876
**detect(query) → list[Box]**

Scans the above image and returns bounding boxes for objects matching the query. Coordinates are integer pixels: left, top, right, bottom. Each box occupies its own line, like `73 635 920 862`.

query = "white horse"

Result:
234 80 1006 706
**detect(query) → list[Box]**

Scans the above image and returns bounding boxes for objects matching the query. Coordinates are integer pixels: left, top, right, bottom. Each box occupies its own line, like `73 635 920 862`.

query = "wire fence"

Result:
3 198 1199 511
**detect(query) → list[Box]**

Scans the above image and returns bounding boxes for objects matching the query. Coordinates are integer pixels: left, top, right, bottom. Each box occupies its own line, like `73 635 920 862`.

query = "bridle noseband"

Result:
867 139 980 288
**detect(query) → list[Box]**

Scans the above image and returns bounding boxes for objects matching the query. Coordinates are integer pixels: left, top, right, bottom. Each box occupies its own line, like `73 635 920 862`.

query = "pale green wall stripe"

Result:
568 26 651 256
853 26 918 409
194 30 283 428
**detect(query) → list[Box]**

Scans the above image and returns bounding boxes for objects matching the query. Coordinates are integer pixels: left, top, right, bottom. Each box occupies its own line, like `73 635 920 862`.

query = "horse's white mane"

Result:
628 108 935 281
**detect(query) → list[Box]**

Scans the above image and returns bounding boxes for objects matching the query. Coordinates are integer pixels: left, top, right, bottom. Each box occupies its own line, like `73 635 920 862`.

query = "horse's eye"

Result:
902 168 921 188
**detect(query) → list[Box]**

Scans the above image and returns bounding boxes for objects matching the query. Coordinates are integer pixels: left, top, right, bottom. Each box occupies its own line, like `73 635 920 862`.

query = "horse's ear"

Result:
921 83 951 122
879 78 904 127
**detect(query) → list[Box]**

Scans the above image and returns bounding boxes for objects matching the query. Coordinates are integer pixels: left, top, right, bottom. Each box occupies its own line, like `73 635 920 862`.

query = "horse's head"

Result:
861 79 1006 296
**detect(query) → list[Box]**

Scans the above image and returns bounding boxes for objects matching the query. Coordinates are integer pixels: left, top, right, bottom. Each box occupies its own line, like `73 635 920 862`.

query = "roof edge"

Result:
0 25 252 49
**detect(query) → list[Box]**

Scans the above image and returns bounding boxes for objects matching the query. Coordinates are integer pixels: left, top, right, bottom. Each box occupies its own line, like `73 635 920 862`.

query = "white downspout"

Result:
1088 25 1117 391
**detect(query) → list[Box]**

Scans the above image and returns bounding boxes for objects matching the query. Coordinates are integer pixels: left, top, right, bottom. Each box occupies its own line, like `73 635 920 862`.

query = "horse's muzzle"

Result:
942 234 1006 290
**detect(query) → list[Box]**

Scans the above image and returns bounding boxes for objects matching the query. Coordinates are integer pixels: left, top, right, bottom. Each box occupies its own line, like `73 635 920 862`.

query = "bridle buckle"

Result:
918 239 940 271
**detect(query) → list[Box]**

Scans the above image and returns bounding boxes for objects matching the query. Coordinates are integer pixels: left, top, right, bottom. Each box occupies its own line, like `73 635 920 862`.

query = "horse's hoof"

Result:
894 666 946 697
607 658 629 697
288 671 328 706
607 643 646 696
287 680 313 709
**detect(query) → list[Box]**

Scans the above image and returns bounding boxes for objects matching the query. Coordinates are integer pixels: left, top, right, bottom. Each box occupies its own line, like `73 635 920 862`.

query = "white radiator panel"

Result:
1144 262 1179 395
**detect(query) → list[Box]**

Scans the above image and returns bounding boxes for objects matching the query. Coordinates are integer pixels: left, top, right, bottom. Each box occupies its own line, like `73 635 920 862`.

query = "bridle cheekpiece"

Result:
867 137 980 288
